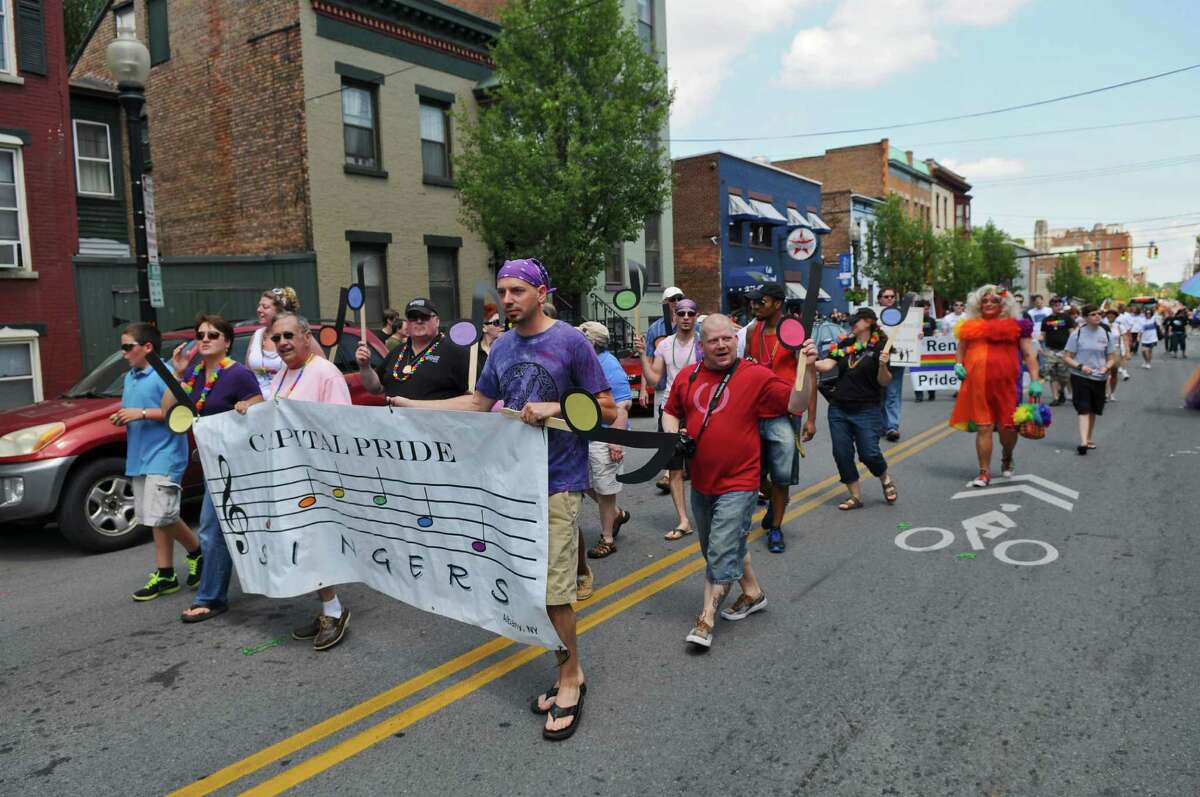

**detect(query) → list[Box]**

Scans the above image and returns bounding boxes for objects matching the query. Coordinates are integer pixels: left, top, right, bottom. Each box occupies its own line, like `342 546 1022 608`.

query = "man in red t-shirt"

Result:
743 282 818 554
663 314 816 650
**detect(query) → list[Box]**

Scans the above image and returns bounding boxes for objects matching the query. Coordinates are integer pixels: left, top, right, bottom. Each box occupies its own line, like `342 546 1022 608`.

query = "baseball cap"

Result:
405 298 438 317
747 283 787 301
576 321 609 346
662 286 684 300
850 307 877 324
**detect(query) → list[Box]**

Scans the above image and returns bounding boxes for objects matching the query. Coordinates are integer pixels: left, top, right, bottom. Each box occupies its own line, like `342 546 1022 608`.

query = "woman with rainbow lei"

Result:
950 285 1043 487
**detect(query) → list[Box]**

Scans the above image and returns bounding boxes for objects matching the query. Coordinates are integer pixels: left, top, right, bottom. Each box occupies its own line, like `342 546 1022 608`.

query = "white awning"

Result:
806 212 832 233
786 281 832 301
728 194 758 219
787 207 812 228
749 199 788 224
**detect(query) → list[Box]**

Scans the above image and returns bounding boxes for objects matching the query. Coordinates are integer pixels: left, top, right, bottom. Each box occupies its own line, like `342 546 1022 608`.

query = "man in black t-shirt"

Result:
1039 297 1075 406
354 297 469 400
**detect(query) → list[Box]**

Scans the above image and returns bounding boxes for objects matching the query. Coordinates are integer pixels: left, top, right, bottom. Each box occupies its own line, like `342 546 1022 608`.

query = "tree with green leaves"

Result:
1048 253 1088 301
454 0 672 299
63 0 107 63
933 229 982 303
972 222 1020 287
863 195 935 295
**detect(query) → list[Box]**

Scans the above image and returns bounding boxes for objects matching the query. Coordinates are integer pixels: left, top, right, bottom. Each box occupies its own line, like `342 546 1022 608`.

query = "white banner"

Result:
871 305 923 367
192 400 560 650
908 334 960 390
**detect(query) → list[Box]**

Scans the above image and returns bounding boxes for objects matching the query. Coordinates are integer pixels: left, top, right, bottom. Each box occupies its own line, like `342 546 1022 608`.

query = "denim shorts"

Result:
690 490 757 584
759 415 800 486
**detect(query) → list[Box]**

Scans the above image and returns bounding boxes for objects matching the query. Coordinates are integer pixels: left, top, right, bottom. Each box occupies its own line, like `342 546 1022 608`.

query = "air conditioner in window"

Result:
0 242 20 269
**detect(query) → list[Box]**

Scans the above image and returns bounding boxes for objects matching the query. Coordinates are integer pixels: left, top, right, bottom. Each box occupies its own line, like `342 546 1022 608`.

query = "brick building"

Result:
0 0 82 406
926 158 971 234
1030 220 1135 295
672 151 837 317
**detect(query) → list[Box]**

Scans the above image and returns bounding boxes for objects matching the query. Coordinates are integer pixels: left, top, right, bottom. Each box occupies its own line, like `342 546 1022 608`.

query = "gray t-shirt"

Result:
1065 325 1117 381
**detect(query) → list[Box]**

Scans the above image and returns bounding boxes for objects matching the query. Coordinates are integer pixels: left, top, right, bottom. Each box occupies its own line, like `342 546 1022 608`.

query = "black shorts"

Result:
1070 374 1107 416
657 404 686 471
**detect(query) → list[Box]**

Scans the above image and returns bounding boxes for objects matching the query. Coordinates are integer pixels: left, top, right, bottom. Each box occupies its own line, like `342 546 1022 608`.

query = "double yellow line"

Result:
168 421 955 797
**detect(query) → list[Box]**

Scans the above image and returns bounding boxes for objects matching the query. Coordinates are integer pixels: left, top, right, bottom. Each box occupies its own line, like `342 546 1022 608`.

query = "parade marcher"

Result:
479 303 504 364
246 286 300 396
377 308 402 350
1062 305 1117 456
355 297 469 402
641 286 685 490
1040 297 1075 406
112 323 202 601
238 313 356 649
1117 303 1140 370
876 287 905 441
949 285 1042 487
393 257 616 742
1167 308 1188 358
939 299 965 334
576 322 632 560
914 300 937 402
661 314 816 649
166 315 263 623
742 282 818 553
1103 309 1121 400
814 308 897 509
635 299 701 541
1138 305 1162 369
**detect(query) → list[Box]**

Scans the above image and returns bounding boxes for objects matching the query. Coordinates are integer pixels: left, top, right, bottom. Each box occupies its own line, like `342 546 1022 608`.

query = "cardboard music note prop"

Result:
146 351 199 434
319 287 350 358
614 260 645 334
447 282 498 393
559 389 682 484
780 261 824 391
351 264 367 345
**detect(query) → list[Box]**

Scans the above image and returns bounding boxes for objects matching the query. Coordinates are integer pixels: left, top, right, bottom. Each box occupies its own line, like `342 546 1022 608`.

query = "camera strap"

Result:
688 359 740 447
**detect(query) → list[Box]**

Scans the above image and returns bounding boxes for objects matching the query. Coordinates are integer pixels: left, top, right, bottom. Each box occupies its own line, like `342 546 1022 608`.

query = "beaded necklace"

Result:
182 356 234 411
828 333 880 369
273 354 315 400
752 321 781 366
391 333 443 382
669 332 697 368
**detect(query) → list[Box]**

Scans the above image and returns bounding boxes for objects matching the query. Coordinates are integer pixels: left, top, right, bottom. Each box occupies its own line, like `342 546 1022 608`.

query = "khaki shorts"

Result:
1043 349 1071 386
587 441 624 496
132 475 182 527
546 491 582 606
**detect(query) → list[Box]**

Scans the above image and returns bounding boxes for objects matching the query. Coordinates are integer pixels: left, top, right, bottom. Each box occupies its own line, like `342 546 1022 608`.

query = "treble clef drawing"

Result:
218 454 251 554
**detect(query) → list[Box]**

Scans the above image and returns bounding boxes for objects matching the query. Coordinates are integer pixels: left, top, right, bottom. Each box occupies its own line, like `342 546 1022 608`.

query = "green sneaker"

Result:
132 571 181 602
185 551 204 588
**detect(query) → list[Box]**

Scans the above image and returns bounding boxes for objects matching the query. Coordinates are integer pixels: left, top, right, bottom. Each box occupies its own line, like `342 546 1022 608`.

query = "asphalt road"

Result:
2 356 1198 797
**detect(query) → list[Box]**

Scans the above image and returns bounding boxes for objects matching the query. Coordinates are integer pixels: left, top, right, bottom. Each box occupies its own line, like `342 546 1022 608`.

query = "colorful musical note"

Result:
417 488 434 528
332 462 346 499
218 455 250 554
471 509 487 553
298 469 317 509
372 467 388 506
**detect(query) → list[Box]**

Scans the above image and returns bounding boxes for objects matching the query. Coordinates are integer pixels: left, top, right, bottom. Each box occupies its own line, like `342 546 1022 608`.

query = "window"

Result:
114 3 135 35
637 0 653 53
605 243 623 286
427 247 460 318
643 213 662 286
147 0 170 65
0 0 14 75
342 81 379 170
749 222 772 248
420 101 450 181
350 244 388 327
73 120 114 197
728 220 742 244
0 145 29 269
0 331 40 409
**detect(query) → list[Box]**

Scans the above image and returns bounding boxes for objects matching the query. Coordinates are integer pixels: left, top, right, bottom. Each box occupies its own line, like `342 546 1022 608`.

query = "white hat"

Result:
576 321 610 346
663 286 684 300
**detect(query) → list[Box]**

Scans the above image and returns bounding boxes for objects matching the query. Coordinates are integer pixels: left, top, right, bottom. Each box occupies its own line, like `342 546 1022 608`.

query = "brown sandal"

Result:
587 539 617 559
882 477 898 504
837 496 864 511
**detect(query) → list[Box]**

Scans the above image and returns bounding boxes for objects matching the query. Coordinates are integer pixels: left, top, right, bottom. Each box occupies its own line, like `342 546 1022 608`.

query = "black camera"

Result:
676 432 697 459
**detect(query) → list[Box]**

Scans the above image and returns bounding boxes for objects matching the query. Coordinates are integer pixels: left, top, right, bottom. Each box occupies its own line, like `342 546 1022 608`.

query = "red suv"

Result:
0 323 388 552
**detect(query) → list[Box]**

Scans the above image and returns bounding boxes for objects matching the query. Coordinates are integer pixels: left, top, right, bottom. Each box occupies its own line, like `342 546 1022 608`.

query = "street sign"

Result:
143 175 164 308
147 261 165 308
786 227 817 261
951 474 1078 512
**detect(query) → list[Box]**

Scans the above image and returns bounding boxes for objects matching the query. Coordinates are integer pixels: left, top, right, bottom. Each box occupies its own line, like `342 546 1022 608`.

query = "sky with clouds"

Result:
664 0 1199 284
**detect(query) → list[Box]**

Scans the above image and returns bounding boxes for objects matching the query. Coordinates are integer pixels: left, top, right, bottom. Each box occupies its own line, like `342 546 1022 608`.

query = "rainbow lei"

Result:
391 333 443 383
828 333 881 367
181 356 234 412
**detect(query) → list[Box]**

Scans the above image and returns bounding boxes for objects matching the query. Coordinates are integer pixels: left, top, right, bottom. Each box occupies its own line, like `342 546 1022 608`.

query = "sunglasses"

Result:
676 310 697 318
407 313 434 322
119 343 141 352
485 319 503 327
981 298 1002 305
879 295 896 300
195 331 224 341
269 331 300 343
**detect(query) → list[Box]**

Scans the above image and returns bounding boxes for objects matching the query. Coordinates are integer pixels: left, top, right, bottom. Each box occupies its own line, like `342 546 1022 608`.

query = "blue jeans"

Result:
880 366 904 432
690 490 757 585
829 403 888 484
195 489 234 608
758 415 800 486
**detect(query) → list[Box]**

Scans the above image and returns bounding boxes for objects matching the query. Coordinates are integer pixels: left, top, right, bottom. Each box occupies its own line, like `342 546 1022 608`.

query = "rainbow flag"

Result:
919 352 956 367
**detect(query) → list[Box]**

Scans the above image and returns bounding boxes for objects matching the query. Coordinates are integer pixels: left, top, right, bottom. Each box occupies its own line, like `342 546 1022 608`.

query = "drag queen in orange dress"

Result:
950 285 1042 487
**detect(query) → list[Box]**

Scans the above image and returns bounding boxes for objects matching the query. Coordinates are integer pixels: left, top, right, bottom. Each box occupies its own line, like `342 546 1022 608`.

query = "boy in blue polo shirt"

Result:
111 323 202 600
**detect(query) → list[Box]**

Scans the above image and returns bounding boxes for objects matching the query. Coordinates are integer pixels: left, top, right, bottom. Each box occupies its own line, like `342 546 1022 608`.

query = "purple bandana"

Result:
497 258 554 293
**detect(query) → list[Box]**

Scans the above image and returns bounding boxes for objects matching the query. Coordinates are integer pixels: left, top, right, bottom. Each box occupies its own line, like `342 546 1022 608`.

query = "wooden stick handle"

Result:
499 407 571 432
467 344 479 394
793 357 808 392
360 306 367 346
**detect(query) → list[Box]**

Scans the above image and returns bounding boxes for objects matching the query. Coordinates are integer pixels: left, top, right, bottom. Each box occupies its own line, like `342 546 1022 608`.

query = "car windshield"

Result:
63 332 254 399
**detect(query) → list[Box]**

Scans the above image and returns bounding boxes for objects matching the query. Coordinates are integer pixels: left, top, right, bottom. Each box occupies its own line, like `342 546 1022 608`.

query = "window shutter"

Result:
15 0 47 76
148 0 170 65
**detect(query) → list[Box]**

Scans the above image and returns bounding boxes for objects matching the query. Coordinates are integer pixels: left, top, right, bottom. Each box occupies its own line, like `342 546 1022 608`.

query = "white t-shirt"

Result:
1116 313 1138 338
1026 306 1052 337
1139 317 1159 344
940 312 963 336
653 333 699 409
246 327 284 397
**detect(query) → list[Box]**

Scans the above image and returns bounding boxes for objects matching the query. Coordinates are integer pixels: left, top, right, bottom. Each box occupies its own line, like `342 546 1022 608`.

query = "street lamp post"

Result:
105 31 155 325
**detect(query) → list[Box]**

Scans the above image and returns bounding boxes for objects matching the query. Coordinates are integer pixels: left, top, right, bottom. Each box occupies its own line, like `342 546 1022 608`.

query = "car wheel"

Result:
57 457 149 552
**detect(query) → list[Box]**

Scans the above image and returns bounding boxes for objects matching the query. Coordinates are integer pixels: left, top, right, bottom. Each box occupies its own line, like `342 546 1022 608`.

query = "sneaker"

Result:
132 570 180 602
185 551 203 589
720 592 767 621
885 429 901 442
685 616 713 648
1143 363 1152 369
292 615 321 640
576 568 595 601
915 395 923 403
969 470 990 488
313 610 350 651
766 528 785 553
1120 369 1130 381
1001 457 1014 478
